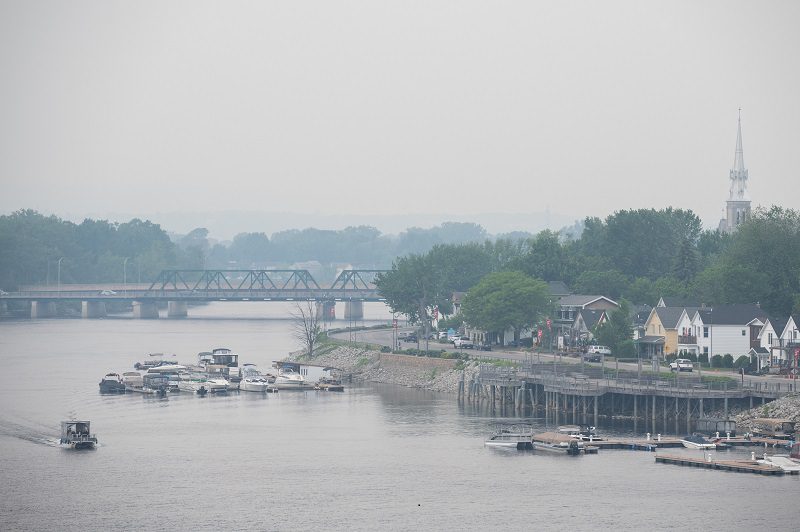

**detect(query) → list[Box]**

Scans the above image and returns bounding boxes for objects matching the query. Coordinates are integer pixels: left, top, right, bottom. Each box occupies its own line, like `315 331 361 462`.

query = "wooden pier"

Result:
655 454 797 475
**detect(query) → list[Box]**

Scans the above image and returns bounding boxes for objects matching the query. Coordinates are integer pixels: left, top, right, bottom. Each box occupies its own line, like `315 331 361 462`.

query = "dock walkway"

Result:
655 454 796 475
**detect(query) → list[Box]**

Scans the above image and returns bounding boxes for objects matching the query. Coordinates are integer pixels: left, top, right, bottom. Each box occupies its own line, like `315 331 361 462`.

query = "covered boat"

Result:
59 420 97 449
99 373 126 394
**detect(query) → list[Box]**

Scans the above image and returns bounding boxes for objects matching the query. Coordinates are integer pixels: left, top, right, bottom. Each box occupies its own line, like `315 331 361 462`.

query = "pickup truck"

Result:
453 337 474 349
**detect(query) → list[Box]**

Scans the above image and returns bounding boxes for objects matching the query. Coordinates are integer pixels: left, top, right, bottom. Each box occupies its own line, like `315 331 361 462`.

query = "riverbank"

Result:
288 344 480 394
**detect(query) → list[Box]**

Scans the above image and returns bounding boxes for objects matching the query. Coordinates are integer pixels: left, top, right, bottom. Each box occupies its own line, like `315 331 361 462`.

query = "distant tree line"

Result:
0 210 202 289
3 207 799 320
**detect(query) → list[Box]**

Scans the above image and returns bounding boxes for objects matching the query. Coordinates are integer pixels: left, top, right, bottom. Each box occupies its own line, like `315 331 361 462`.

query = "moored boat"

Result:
59 420 97 449
273 367 308 390
99 373 126 394
557 425 603 441
315 377 344 392
485 424 534 449
681 433 717 450
533 439 582 455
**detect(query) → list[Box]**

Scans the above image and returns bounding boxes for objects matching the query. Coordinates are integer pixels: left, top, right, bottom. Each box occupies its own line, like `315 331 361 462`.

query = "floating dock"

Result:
655 454 797 476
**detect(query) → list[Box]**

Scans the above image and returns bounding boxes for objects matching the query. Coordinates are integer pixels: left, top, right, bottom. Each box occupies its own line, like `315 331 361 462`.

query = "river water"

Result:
0 303 796 531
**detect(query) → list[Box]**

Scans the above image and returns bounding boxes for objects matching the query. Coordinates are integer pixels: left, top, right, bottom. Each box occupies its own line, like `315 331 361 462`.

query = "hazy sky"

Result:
1 1 798 232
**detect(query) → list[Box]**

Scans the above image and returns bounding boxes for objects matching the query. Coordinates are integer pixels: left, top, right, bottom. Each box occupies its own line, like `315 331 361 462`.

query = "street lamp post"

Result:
57 257 64 296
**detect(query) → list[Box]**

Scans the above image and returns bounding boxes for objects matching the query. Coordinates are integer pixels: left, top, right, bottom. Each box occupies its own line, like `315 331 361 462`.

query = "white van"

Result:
587 345 612 355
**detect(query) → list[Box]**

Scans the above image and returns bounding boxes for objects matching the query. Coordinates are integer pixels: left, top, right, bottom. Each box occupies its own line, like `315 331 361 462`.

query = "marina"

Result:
655 454 798 476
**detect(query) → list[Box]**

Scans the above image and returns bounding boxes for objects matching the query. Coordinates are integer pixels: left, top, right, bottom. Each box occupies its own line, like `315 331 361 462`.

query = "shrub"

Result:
380 346 391 353
698 353 709 367
684 352 698 363
722 354 734 368
711 354 723 368
665 354 678 364
617 340 636 357
733 355 750 369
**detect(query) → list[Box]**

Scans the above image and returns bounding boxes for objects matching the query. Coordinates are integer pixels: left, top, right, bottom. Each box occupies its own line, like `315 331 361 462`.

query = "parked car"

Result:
587 345 612 355
404 334 418 343
453 337 474 349
669 358 693 372
477 343 492 351
99 290 117 295
583 353 602 363
438 331 449 340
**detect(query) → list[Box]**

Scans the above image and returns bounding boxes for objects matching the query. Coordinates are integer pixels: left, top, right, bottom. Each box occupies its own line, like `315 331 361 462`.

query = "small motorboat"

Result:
273 368 308 390
557 425 603 441
681 433 717 450
98 373 126 394
239 364 278 393
485 424 534 450
59 420 97 450
533 439 582 455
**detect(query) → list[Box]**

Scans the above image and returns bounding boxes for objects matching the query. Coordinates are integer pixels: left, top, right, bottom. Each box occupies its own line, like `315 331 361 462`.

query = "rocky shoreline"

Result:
287 344 480 394
735 392 800 432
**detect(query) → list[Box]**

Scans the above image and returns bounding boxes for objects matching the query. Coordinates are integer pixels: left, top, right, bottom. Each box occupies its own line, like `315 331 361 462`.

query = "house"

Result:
642 306 698 357
546 280 571 298
572 309 608 344
691 304 769 360
758 317 788 367
758 315 800 368
552 295 619 348
451 291 466 315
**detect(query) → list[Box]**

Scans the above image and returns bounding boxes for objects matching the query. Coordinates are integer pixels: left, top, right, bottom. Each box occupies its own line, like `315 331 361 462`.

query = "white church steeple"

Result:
719 110 752 233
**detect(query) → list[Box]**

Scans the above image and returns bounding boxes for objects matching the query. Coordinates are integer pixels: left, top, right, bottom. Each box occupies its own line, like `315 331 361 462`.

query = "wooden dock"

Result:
655 454 796 475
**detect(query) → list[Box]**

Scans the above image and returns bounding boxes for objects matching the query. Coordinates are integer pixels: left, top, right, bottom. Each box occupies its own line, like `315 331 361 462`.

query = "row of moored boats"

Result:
99 348 344 397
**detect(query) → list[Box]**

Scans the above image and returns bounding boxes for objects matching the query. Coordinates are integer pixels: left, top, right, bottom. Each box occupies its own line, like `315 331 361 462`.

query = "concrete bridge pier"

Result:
81 301 106 318
31 301 57 318
168 301 188 318
315 301 336 321
133 301 159 319
344 300 364 320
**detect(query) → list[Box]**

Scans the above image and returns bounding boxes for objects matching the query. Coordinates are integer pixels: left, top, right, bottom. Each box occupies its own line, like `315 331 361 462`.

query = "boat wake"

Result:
0 418 60 447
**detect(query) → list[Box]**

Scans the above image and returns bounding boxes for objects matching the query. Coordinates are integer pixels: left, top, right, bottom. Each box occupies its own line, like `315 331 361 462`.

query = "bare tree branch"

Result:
291 300 322 356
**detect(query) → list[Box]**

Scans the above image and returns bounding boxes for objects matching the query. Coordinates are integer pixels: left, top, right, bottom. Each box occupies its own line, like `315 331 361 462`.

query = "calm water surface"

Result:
0 303 796 531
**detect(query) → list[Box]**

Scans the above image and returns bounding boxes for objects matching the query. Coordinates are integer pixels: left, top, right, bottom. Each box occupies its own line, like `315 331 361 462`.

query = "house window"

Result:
768 333 773 345
703 347 709 356
658 325 662 333
703 327 708 338
742 330 746 336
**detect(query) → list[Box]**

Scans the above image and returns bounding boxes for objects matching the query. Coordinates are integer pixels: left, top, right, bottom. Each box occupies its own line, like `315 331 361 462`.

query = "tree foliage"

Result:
461 271 550 343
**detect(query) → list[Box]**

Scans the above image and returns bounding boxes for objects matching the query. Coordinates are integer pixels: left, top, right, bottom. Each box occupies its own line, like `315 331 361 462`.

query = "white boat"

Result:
122 371 143 388
239 375 277 393
485 424 533 449
273 367 308 390
557 425 604 442
59 420 97 449
681 434 717 449
757 455 800 472
176 373 210 396
533 439 583 455
205 377 230 394
238 364 279 392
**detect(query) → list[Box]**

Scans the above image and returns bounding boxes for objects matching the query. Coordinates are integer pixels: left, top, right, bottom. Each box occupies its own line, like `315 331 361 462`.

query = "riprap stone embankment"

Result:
735 392 800 431
288 345 479 394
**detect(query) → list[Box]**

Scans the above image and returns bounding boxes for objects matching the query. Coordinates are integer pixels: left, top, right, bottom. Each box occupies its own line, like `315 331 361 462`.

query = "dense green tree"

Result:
593 300 634 356
573 270 629 300
461 271 550 344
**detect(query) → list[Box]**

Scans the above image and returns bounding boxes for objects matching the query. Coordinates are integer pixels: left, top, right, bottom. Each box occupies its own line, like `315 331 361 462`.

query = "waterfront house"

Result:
691 304 769 359
631 304 653 341
642 306 698 357
553 295 618 348
572 309 608 344
758 315 800 368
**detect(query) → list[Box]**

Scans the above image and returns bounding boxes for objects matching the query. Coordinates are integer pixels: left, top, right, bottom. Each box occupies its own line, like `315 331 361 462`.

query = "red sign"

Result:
392 319 398 328
537 329 543 339
546 318 552 330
